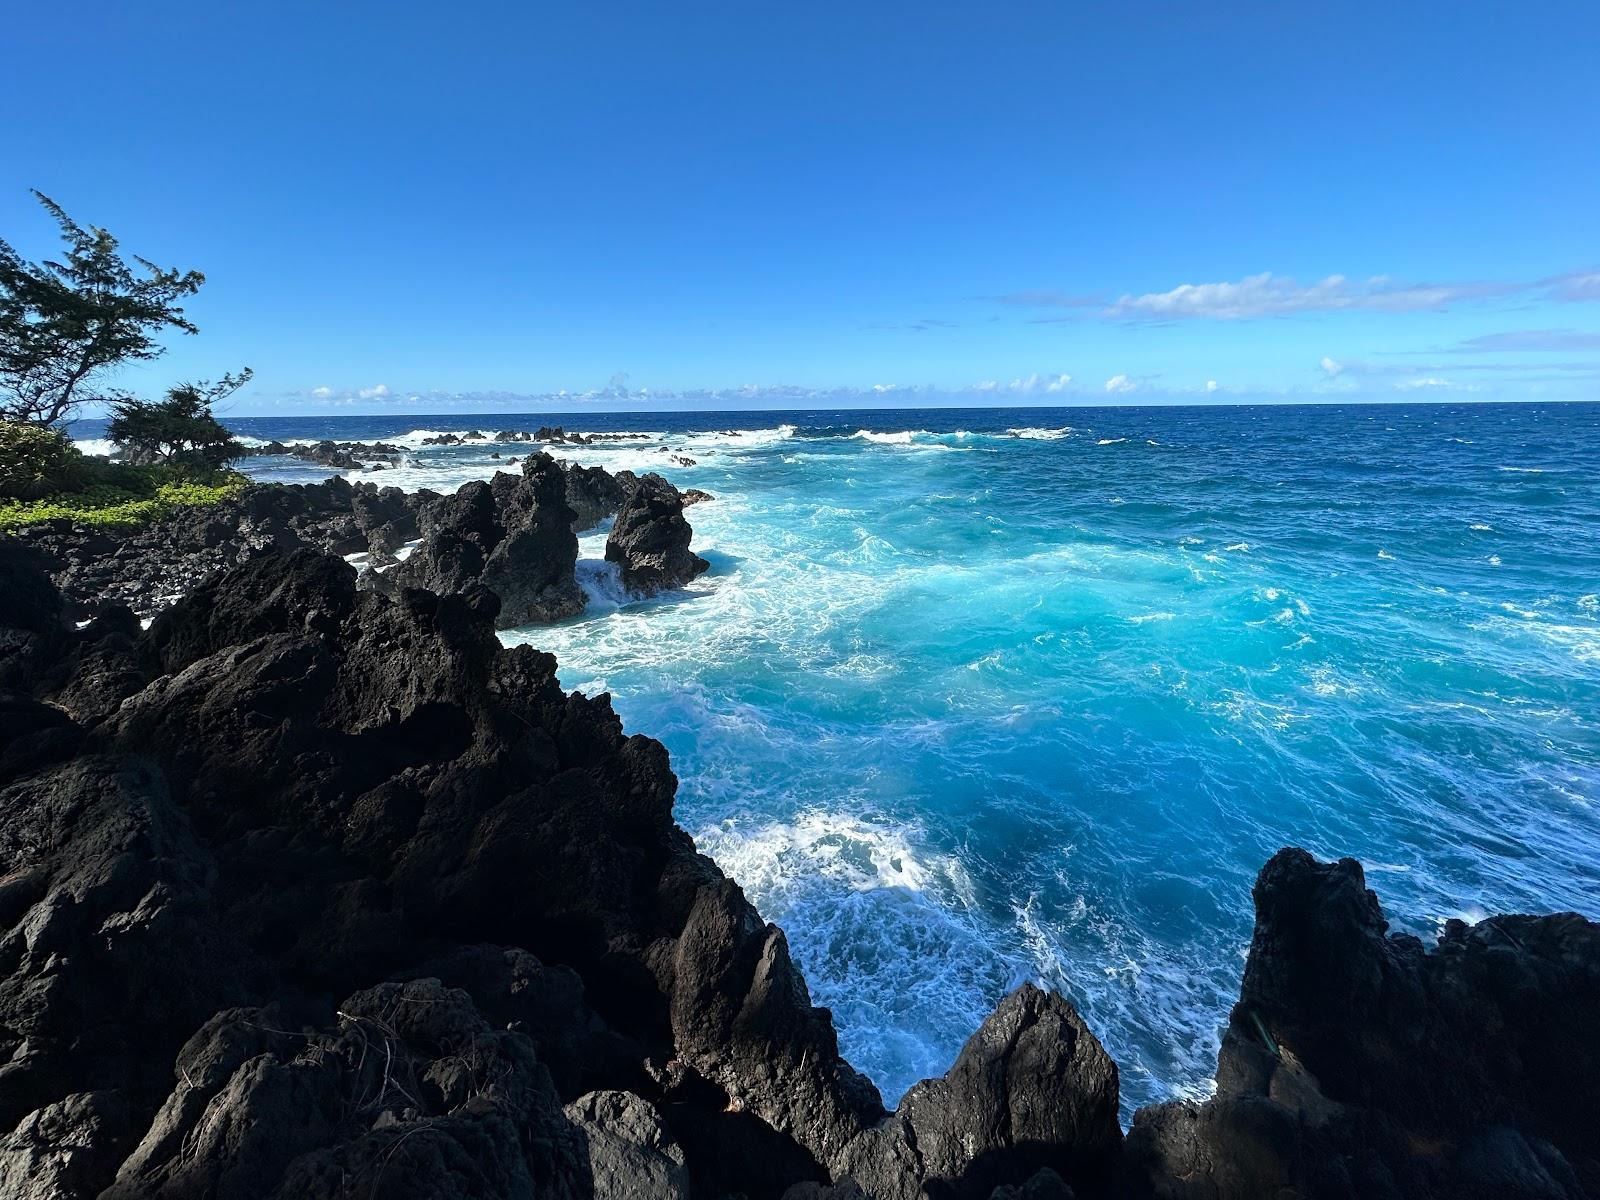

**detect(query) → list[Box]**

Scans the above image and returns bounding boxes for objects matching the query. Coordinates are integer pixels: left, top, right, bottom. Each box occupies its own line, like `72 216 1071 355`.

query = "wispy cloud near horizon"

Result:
1105 272 1517 320
1449 328 1600 353
993 267 1600 323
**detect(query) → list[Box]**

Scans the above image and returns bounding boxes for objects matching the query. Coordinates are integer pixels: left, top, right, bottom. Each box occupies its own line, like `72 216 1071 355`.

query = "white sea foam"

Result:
72 438 117 457
576 558 629 609
1097 437 1128 445
1007 426 1071 440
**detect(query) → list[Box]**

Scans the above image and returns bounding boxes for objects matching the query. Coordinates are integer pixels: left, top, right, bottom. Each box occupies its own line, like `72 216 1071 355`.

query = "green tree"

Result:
106 370 250 470
0 191 204 426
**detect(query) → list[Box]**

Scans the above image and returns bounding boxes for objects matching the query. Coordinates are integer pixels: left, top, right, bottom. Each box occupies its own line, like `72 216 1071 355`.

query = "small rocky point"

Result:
11 454 714 625
1 510 1596 1197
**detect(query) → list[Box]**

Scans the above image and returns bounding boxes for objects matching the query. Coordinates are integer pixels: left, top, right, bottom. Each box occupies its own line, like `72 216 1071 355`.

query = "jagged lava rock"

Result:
604 472 709 595
376 453 584 626
1125 848 1600 1199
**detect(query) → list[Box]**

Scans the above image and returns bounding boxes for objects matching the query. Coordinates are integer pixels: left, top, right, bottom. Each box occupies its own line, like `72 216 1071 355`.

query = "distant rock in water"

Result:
605 472 710 595
242 439 403 469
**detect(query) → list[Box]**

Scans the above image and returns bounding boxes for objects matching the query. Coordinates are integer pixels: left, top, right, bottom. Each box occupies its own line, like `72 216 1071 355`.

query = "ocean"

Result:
72 402 1600 1117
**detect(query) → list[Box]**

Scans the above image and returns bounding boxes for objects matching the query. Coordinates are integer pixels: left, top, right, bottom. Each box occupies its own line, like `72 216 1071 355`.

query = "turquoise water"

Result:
81 403 1600 1115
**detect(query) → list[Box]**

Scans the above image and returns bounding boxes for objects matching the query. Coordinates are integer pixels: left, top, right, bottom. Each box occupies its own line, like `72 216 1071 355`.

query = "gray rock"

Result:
564 1090 690 1199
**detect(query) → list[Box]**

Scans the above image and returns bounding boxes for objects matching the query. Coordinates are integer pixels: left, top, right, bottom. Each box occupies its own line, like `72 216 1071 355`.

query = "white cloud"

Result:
357 384 390 399
1105 272 1515 321
1104 374 1136 394
1206 379 1219 393
975 380 1000 392
1319 357 1343 377
310 386 333 398
1002 372 1073 394
872 383 899 393
1396 377 1456 390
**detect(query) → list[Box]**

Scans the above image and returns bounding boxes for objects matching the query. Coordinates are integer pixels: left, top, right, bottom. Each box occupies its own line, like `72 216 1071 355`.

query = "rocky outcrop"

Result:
413 427 627 448
0 544 870 1197
605 472 710 595
374 453 585 626
555 460 714 533
559 461 637 532
1124 849 1600 1199
14 455 712 627
836 985 1121 1200
243 439 404 468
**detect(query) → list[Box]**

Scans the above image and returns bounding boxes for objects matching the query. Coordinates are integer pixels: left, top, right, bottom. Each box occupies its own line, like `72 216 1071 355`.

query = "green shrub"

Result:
0 420 86 499
0 466 247 530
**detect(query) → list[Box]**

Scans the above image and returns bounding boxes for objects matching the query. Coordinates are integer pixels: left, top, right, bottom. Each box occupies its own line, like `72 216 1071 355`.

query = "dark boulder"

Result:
604 473 709 595
559 460 633 532
835 985 1120 1200
1124 849 1600 1199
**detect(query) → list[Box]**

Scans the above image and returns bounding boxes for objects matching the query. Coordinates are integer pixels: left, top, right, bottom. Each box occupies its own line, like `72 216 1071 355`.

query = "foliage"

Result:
0 419 86 499
107 370 251 469
0 462 247 530
0 191 204 426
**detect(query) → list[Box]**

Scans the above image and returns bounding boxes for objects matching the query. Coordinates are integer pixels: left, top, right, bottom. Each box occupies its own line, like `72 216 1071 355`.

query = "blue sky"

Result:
5 1 1599 414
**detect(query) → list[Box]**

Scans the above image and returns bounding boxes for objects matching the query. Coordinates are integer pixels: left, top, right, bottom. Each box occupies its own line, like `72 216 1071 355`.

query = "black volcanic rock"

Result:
1124 848 1600 1199
376 454 584 626
604 472 709 595
240 439 403 468
481 455 587 626
3 529 1599 1199
557 460 640 532
7 481 360 620
836 985 1120 1200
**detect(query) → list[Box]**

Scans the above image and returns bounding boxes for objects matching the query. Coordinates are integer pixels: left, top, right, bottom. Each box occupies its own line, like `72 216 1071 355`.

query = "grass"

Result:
0 464 248 531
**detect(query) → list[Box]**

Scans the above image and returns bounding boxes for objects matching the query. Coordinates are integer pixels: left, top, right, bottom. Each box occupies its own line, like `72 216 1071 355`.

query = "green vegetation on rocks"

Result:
0 457 246 530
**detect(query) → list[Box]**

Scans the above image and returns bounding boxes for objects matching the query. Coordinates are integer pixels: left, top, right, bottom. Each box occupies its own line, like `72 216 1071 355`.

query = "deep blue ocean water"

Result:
74 402 1600 1116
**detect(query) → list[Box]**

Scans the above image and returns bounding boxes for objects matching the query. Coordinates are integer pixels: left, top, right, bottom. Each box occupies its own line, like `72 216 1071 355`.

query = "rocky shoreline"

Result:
10 453 711 626
1 466 1597 1198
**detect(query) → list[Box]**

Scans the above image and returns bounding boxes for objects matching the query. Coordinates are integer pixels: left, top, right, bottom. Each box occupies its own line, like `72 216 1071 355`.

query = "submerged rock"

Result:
604 473 710 595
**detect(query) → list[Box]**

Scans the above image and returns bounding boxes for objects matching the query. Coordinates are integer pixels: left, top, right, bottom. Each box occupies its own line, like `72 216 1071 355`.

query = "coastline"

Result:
4 496 1598 1196
3 411 1598 1196
36 408 1600 1110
